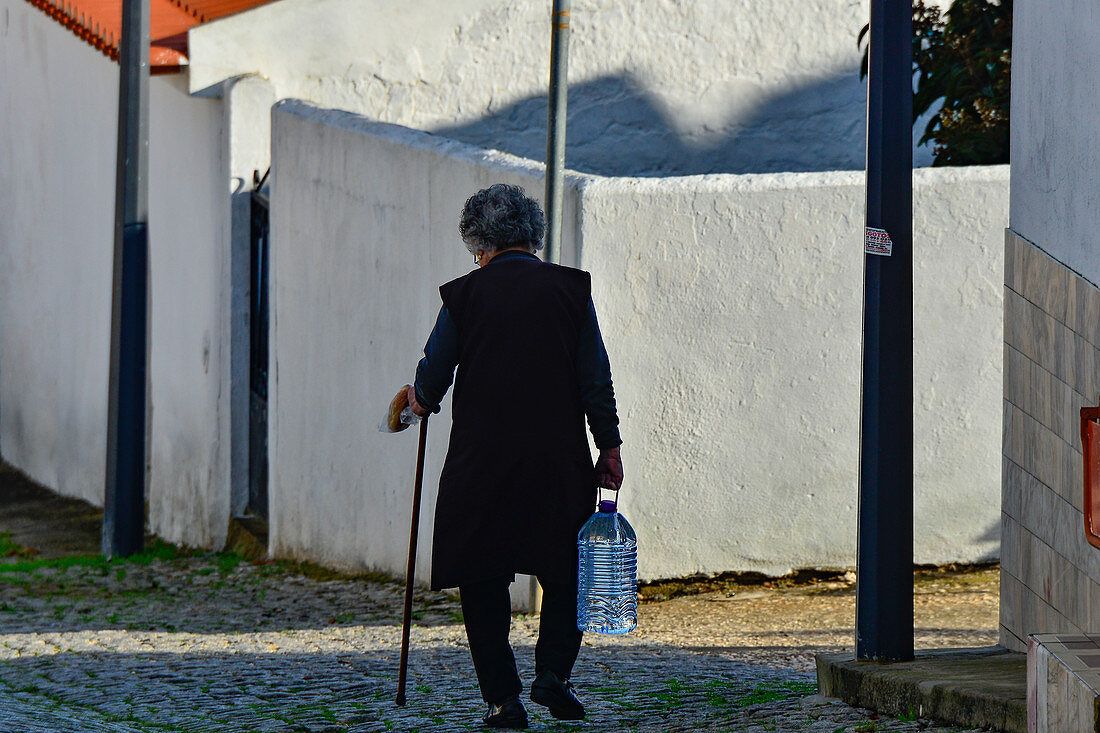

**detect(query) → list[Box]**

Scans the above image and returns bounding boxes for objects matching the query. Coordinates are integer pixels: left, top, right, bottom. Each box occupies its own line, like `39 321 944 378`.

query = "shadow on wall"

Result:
430 71 868 177
977 520 1000 548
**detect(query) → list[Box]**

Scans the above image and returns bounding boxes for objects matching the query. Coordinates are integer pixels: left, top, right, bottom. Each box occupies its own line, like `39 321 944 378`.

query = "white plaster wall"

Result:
0 0 116 504
191 0 904 176
911 166 1007 562
268 101 579 588
579 166 1008 578
579 173 866 576
270 100 1008 582
147 76 230 550
0 0 232 549
1009 0 1100 282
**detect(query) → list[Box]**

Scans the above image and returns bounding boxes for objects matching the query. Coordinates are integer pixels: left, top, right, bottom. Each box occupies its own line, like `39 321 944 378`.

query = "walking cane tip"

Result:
395 694 406 707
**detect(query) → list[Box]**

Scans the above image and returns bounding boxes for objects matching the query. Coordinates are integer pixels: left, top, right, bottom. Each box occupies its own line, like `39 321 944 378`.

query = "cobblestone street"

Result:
0 550 999 732
0 473 996 732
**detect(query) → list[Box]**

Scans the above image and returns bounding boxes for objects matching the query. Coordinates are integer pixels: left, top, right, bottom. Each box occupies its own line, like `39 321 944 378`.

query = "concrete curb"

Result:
816 646 1026 732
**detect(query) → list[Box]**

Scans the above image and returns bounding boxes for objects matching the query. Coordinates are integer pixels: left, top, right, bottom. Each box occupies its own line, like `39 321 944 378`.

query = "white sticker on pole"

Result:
865 227 893 256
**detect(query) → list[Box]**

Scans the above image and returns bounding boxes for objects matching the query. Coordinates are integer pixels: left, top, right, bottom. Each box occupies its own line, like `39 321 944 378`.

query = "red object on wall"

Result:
1080 402 1100 548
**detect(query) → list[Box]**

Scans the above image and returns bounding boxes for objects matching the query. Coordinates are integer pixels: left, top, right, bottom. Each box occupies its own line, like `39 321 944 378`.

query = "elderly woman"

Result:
407 183 623 728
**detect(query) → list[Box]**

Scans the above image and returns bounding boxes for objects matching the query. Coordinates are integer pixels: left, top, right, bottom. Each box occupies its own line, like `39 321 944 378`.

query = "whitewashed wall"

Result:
268 101 579 592
190 0 937 176
0 0 232 549
147 76 231 550
581 166 1008 577
270 101 1008 583
0 0 117 505
1009 0 1100 284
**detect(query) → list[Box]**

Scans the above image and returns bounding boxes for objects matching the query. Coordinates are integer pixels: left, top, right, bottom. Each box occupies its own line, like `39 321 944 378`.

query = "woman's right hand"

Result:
595 446 624 491
407 384 428 417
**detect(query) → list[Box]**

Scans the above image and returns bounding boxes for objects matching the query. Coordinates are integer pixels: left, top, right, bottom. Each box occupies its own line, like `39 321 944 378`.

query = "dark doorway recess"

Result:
248 169 270 520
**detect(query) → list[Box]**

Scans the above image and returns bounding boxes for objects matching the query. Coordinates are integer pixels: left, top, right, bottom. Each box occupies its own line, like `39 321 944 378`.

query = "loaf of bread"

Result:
381 385 412 433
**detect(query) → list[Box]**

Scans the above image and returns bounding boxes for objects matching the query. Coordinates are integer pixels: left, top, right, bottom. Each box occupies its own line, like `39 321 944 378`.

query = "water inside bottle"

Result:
577 500 637 634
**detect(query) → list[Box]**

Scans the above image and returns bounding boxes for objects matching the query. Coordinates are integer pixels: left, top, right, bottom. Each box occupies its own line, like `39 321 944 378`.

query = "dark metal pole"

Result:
855 0 913 662
103 0 151 558
543 0 570 265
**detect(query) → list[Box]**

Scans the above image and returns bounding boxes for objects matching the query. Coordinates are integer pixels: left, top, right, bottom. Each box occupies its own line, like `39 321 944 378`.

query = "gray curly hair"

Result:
459 183 545 255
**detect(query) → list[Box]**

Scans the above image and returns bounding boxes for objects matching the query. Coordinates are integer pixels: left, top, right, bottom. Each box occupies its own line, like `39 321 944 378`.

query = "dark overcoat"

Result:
429 254 597 591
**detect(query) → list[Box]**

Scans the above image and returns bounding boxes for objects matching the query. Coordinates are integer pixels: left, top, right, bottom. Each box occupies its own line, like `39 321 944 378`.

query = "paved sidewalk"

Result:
0 469 993 732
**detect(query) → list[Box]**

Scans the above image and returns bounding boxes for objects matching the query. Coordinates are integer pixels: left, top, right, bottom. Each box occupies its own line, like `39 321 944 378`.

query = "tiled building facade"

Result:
1002 230 1100 651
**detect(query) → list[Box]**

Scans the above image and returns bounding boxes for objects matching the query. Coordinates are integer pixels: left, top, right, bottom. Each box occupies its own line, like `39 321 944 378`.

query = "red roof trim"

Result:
26 0 119 61
24 0 276 69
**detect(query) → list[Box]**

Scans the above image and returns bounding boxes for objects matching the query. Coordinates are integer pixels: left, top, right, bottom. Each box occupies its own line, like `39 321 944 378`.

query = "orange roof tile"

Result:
25 0 277 71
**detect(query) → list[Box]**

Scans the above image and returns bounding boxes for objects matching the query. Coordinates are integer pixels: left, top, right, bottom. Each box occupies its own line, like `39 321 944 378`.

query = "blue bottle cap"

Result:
598 499 617 513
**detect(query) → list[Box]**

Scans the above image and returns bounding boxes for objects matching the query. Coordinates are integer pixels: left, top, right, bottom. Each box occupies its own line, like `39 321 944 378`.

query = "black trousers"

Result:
459 576 583 704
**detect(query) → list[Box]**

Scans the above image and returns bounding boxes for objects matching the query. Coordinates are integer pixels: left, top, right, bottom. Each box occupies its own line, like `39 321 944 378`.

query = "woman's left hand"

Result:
595 446 624 490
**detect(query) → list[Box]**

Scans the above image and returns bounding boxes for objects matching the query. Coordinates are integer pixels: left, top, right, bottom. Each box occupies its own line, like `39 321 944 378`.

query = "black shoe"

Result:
482 694 529 729
530 669 585 720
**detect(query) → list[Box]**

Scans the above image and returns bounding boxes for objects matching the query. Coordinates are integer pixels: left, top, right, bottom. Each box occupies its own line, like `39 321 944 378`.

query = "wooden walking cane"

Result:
396 416 428 706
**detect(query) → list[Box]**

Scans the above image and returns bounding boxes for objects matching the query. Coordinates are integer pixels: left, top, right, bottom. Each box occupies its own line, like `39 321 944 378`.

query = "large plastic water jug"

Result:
577 494 637 634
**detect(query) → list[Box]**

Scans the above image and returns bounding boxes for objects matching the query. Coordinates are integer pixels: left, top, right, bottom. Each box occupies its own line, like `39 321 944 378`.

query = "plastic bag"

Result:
379 384 423 433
